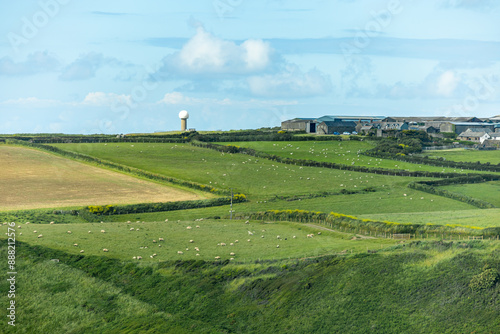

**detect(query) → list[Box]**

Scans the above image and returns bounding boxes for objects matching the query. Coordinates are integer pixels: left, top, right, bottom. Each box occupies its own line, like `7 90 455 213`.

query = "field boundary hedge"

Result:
240 209 500 237
6 139 233 196
79 195 247 221
191 140 483 179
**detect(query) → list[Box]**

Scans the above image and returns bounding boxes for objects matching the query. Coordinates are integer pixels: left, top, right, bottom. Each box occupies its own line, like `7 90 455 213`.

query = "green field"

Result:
2 136 500 333
4 219 394 262
423 148 500 164
223 140 489 174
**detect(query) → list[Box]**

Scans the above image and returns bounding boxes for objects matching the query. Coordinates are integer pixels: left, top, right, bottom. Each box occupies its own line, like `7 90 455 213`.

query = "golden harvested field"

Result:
0 145 202 211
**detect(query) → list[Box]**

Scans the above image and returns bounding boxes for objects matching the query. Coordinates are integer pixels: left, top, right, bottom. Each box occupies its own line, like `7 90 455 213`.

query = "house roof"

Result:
320 121 357 127
457 129 491 137
316 116 385 123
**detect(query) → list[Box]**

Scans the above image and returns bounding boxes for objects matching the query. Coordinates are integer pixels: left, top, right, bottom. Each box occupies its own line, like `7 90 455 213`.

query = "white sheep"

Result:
88 231 92 233
177 251 184 255
276 245 280 248
50 222 54 225
37 234 43 238
186 226 192 230
101 230 105 233
215 256 221 260
73 243 78 246
230 252 235 256
195 247 200 251
235 240 239 243
103 249 109 252
293 236 296 239
137 256 142 260
196 253 200 256
230 243 234 246
80 250 84 253
153 240 157 243
159 238 164 241
67 231 71 234
130 228 135 231
220 243 226 246
189 240 194 243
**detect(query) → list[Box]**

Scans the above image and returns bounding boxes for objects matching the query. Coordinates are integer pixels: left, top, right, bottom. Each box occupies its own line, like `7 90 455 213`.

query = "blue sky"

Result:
0 0 499 134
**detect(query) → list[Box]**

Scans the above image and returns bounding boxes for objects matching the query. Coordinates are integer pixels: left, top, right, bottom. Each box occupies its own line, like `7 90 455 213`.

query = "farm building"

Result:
316 121 356 135
457 129 492 143
281 118 317 133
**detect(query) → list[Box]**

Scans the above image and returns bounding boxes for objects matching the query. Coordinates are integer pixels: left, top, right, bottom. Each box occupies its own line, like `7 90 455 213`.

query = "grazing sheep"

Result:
306 234 314 238
130 228 135 231
230 243 234 246
25 222 30 224
101 230 105 233
261 236 264 238
165 219 169 222
196 253 200 256
277 235 281 239
177 251 184 255
136 229 140 231
189 240 194 243
153 240 157 243
248 231 253 235
245 220 249 224
215 256 221 260
88 231 92 233
276 245 280 248
73 243 78 246
230 252 235 256
195 247 200 251
137 256 142 260
220 243 226 246
158 245 162 247
33 230 37 233
247 239 251 242
293 236 296 239
159 238 164 241
80 250 84 253
317 232 322 235
67 231 71 234
37 234 43 238
50 222 54 225
196 225 200 228
185 248 189 251
133 256 137 259
186 226 192 230
235 240 239 243
230 258 235 261
103 249 109 252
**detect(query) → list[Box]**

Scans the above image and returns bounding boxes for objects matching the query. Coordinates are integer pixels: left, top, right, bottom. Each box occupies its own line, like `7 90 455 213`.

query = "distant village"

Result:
281 115 500 148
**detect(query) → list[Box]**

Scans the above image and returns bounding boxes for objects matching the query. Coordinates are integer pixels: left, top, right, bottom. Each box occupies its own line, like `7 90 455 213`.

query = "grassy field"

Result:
359 208 500 229
0 146 203 211
5 219 394 262
423 148 500 164
440 181 500 207
222 140 490 174
51 142 424 201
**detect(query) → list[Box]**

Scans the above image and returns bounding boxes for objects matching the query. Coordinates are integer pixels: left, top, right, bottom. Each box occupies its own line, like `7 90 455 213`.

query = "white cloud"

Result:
0 97 62 107
248 66 332 98
156 27 274 78
82 92 132 107
0 51 60 76
436 71 460 97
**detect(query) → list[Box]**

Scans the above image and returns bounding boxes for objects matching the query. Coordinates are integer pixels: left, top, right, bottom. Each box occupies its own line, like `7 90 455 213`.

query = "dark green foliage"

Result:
5 240 500 333
469 267 499 291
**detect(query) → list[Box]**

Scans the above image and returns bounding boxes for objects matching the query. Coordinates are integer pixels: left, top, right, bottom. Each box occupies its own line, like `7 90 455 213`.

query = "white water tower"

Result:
179 110 189 131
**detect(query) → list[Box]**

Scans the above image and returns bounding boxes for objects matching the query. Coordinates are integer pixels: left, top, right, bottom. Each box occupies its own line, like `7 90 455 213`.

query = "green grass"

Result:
50 143 424 201
440 181 500 207
423 148 500 165
3 219 394 262
2 239 500 333
359 208 500 229
223 140 489 174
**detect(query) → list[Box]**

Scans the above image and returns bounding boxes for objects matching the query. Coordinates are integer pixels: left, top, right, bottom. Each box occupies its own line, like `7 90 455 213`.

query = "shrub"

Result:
469 268 498 291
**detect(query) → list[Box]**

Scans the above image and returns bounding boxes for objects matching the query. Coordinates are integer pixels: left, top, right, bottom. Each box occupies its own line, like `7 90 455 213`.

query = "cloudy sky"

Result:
1 0 499 134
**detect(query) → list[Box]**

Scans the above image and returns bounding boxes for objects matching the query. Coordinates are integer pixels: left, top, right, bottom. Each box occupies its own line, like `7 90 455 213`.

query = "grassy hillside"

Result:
423 148 500 165
1 238 499 333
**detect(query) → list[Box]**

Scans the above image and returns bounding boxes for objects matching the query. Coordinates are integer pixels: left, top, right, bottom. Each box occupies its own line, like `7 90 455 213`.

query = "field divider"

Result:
191 140 487 179
234 209 500 239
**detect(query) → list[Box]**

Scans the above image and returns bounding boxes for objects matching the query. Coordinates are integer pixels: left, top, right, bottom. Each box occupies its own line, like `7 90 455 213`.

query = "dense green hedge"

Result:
81 195 247 220
242 209 499 237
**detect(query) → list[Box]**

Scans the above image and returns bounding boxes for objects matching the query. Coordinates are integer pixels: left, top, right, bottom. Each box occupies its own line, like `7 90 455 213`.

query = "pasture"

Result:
423 148 500 165
223 140 487 174
51 142 425 201
0 146 201 211
3 219 395 262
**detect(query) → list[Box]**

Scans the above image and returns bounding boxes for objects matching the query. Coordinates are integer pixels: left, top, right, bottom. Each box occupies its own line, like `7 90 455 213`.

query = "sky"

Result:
0 0 499 134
